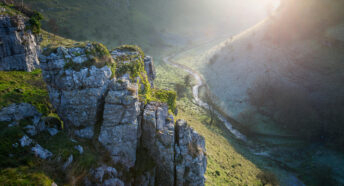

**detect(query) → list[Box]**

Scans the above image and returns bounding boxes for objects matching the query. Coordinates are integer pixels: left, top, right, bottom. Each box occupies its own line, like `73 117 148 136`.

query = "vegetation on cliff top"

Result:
114 45 177 112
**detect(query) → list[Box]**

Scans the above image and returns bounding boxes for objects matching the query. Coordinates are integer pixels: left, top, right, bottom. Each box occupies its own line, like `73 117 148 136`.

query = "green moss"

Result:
0 70 52 115
0 166 54 186
151 89 177 113
112 46 144 80
62 42 116 77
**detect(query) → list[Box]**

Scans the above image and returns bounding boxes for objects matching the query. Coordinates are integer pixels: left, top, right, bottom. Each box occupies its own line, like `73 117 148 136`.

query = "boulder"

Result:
47 127 59 136
0 15 40 71
31 144 53 160
19 135 33 147
86 165 123 186
63 155 73 170
0 103 46 136
74 145 84 154
0 103 41 122
90 166 118 183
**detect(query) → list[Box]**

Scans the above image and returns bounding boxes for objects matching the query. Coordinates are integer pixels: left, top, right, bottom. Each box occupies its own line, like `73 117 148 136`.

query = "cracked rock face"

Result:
0 15 40 71
175 120 207 186
140 102 175 185
98 79 141 169
139 103 207 186
40 46 113 138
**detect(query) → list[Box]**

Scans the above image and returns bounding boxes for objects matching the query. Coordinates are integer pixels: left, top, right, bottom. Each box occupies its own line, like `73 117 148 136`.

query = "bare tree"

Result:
184 74 191 87
204 92 216 125
47 18 59 37
175 83 186 98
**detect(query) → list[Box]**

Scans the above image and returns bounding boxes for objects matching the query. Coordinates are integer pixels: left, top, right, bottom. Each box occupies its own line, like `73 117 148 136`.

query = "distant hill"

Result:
21 0 271 52
204 0 344 143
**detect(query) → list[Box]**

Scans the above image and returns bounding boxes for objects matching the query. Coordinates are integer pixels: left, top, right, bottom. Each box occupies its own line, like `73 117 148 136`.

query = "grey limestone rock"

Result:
74 145 84 154
0 103 41 122
175 119 207 186
40 46 113 138
0 15 40 71
98 79 141 169
0 103 46 136
143 56 156 88
47 128 59 136
141 102 175 185
19 135 33 147
63 155 73 170
31 144 53 160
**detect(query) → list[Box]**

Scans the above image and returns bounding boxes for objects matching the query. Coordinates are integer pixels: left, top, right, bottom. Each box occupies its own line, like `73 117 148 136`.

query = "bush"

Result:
151 89 177 113
26 11 43 34
257 171 279 186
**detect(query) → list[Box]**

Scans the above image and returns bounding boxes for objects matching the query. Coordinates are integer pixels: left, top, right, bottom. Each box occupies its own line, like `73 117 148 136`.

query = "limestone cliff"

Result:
0 13 40 71
39 43 207 185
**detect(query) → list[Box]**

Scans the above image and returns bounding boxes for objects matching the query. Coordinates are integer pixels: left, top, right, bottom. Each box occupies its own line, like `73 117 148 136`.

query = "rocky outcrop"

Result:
139 102 175 185
40 45 113 139
0 103 46 134
41 45 207 185
98 78 141 169
138 103 207 186
175 120 207 185
143 56 156 87
0 15 40 71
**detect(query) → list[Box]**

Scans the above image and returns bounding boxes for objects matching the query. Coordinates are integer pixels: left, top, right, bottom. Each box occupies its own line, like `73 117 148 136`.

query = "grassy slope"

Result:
0 70 51 115
155 62 264 185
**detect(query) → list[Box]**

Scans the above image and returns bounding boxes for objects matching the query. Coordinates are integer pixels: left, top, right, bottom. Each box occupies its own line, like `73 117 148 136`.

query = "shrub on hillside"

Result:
26 11 43 34
257 171 279 186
